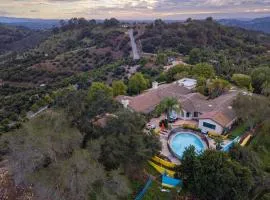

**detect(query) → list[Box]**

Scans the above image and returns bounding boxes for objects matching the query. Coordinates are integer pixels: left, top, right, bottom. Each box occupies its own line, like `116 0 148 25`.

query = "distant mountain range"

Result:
1 16 270 33
218 17 270 33
0 17 60 29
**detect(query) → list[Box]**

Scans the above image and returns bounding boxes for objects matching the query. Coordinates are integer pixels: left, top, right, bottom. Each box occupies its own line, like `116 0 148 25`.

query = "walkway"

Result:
159 134 181 165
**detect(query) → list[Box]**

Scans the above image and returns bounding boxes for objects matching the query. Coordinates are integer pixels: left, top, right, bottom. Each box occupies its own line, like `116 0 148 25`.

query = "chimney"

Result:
152 81 158 89
121 99 130 108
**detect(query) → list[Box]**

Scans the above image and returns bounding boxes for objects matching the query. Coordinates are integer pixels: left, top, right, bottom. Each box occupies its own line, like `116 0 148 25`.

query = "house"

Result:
116 81 191 114
116 78 238 134
178 92 237 134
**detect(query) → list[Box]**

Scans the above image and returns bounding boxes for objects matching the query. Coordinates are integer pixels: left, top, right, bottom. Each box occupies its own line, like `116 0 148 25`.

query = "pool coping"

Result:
167 128 209 160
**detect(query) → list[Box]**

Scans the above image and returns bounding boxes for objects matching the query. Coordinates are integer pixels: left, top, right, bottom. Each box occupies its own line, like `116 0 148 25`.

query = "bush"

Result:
182 124 201 132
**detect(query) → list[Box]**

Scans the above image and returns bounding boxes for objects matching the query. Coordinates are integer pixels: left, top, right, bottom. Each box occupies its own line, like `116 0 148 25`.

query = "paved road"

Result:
128 29 140 60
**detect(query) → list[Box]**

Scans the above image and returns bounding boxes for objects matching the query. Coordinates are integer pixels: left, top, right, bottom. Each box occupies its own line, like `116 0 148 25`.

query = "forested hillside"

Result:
0 24 50 54
219 17 270 34
0 17 270 200
140 18 270 76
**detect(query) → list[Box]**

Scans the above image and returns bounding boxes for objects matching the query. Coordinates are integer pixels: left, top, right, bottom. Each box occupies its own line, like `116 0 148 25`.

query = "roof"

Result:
116 82 191 114
179 93 209 113
199 110 236 127
198 91 238 127
116 80 239 128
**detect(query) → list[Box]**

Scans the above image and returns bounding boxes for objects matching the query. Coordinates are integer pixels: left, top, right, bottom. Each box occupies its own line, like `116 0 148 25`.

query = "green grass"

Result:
143 181 176 200
229 123 249 139
127 162 178 200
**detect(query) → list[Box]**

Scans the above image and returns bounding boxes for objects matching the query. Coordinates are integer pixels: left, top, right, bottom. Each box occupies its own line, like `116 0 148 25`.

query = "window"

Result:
186 112 190 118
203 122 216 130
194 112 198 118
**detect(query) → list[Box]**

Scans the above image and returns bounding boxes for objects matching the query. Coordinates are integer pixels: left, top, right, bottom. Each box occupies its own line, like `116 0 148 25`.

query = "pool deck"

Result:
148 117 233 165
159 133 181 165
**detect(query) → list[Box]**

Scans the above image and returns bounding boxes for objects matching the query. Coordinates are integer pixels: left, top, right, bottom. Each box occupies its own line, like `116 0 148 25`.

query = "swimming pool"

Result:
169 132 206 159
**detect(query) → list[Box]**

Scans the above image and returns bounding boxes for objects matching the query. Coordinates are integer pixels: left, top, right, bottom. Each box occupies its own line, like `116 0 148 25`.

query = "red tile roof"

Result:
116 83 191 113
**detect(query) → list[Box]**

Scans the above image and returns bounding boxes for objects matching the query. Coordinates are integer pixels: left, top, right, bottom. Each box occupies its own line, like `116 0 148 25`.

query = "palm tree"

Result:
214 137 224 150
156 97 182 121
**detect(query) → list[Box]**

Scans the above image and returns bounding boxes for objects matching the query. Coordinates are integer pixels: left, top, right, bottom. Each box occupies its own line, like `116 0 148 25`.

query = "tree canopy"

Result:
233 94 270 129
208 78 231 99
232 73 252 90
128 73 149 95
155 97 182 118
192 63 215 79
251 67 270 94
181 147 253 200
112 80 127 97
98 110 161 170
87 82 113 102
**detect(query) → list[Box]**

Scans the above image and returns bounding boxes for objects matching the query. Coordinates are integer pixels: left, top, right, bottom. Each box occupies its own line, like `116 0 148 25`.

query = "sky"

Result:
0 0 269 20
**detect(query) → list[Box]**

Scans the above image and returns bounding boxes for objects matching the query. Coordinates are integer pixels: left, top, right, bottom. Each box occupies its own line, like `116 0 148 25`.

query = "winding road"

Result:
128 29 140 60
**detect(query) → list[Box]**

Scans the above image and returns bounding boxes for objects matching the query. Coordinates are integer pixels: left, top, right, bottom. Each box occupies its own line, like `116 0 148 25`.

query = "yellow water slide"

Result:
240 134 252 146
152 156 177 169
148 161 176 177
208 131 229 140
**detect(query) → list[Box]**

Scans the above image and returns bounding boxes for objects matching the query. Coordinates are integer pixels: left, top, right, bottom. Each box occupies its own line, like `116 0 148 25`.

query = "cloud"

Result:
0 0 269 19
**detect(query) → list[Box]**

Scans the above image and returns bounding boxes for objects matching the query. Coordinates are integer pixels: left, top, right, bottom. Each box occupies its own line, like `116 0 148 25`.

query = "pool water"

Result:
170 132 206 159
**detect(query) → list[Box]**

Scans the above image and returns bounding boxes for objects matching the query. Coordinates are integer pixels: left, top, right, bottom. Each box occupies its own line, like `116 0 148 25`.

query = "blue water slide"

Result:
221 136 240 152
135 177 153 200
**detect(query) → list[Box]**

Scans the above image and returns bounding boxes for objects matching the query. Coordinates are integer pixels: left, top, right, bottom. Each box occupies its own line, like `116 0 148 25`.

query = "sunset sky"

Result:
0 0 269 20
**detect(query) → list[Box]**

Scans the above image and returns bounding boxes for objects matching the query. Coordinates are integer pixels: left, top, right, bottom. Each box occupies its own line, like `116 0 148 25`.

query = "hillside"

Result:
1 18 270 130
0 17 270 200
140 18 270 75
0 16 60 30
0 20 130 84
0 24 51 55
219 17 270 34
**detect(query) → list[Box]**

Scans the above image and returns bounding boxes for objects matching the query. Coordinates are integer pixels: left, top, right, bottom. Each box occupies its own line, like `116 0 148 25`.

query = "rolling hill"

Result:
219 17 270 33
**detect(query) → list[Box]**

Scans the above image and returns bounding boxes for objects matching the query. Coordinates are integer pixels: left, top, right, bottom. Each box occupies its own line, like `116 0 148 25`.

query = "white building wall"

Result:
178 109 193 120
198 119 224 134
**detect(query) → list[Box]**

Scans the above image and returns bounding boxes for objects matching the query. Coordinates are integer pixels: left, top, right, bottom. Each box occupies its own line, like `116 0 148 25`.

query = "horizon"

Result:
1 0 270 20
1 15 270 22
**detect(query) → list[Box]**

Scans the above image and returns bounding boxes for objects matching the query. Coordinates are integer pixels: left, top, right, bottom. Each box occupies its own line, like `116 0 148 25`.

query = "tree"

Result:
166 64 191 82
155 97 182 119
262 81 270 97
9 111 83 185
233 94 270 129
104 18 119 27
128 73 149 95
192 63 215 79
214 137 224 150
181 148 253 200
232 74 252 90
88 82 113 102
156 53 168 65
98 110 161 170
189 48 202 64
208 78 230 99
180 146 200 182
112 80 127 97
251 67 270 94
8 110 131 200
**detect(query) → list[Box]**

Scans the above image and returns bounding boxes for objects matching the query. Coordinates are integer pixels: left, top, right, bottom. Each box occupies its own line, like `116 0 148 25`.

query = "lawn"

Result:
229 122 249 139
128 162 179 200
